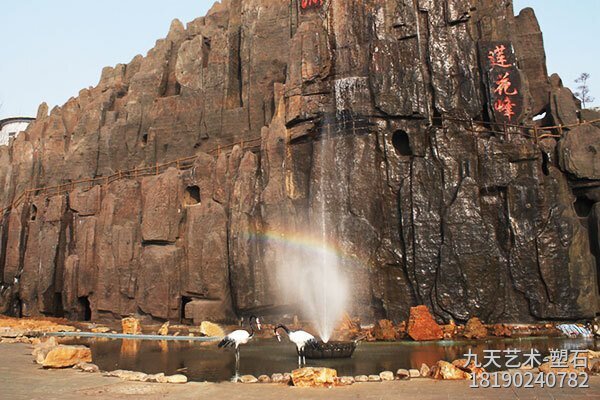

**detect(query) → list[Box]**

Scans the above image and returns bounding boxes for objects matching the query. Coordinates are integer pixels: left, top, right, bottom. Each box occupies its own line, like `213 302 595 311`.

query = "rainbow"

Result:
240 229 366 268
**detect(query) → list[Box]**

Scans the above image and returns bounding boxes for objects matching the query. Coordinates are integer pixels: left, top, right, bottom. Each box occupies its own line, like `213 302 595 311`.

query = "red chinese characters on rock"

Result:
490 46 518 120
481 42 522 123
301 0 323 10
493 72 518 120
494 97 517 120
494 72 518 97
493 73 518 120
487 45 512 69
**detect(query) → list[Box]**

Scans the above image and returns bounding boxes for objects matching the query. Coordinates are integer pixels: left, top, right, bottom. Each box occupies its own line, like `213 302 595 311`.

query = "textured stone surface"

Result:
239 375 258 384
121 317 141 335
73 362 100 373
271 373 291 384
338 376 355 385
396 369 410 380
199 321 225 338
372 320 398 341
141 168 183 243
157 321 170 336
165 374 188 384
105 370 148 382
549 74 580 126
33 337 59 364
42 345 92 368
420 364 430 377
430 361 471 380
492 324 512 337
0 0 597 324
452 359 486 378
463 318 488 339
407 306 443 341
138 245 182 320
379 371 395 381
558 124 600 179
291 367 337 388
441 321 458 339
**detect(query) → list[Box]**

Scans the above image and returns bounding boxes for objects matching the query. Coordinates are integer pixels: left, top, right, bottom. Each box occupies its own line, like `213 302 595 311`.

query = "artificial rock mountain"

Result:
0 0 599 325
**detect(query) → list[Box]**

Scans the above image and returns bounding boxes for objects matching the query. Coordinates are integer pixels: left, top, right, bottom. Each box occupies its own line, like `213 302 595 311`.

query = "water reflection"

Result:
120 339 140 361
64 337 597 382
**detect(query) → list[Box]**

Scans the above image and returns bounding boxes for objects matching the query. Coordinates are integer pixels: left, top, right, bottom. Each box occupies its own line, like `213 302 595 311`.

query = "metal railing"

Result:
1 117 598 217
0 137 262 216
431 116 600 143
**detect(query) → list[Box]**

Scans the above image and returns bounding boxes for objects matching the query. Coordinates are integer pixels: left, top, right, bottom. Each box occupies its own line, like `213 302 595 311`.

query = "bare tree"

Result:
574 73 595 109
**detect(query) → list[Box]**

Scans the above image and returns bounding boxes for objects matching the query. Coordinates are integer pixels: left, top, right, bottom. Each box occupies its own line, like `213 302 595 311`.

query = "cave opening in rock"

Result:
202 37 212 68
541 151 550 176
574 196 594 218
30 204 37 221
78 296 92 321
12 297 22 318
53 293 65 318
180 296 193 322
392 130 412 156
184 185 201 205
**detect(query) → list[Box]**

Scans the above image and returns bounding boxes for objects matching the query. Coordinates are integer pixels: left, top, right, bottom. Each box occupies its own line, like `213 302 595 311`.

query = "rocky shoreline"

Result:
2 312 598 388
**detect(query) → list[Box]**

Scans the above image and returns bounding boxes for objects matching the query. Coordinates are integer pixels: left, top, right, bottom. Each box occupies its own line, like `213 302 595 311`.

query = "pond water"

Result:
64 337 597 382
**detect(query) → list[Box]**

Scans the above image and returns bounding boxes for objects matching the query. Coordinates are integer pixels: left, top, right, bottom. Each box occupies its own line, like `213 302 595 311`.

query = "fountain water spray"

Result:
273 79 362 343
274 129 351 343
275 232 349 343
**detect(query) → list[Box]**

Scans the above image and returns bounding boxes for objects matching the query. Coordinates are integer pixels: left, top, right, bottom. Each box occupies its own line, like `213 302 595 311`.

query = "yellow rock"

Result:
379 371 394 381
106 370 148 381
200 321 225 338
587 350 600 359
42 345 92 368
339 376 355 385
155 374 188 384
239 375 258 383
158 322 170 336
32 337 58 364
121 317 142 335
0 316 75 333
430 361 471 380
291 367 337 387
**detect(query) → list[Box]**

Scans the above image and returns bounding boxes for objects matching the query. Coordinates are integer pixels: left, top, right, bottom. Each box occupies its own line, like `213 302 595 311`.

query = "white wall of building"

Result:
0 121 31 146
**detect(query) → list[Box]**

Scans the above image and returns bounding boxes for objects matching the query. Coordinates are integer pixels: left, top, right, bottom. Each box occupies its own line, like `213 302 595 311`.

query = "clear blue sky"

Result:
0 1 597 119
513 0 599 108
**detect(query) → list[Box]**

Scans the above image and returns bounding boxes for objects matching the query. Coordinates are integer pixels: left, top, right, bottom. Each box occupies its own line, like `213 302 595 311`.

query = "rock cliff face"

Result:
0 0 598 323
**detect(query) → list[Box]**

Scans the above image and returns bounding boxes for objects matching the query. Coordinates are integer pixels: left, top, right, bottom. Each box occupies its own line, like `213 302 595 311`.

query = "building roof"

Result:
0 117 36 129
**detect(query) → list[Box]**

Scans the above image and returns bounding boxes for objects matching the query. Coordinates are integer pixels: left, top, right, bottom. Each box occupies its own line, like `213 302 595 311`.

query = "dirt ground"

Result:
1 343 598 400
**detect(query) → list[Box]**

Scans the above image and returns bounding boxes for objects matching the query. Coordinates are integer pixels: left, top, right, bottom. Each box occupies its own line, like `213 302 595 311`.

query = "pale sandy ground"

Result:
1 343 598 400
